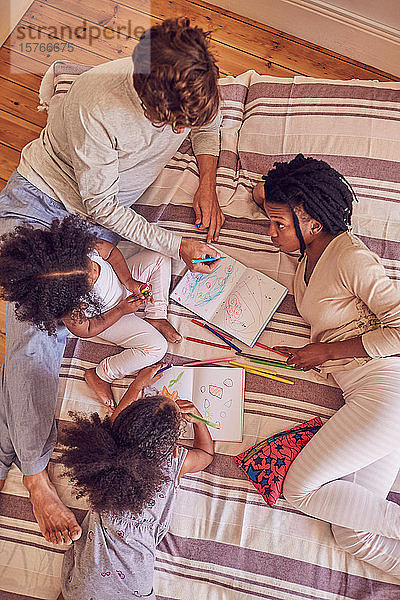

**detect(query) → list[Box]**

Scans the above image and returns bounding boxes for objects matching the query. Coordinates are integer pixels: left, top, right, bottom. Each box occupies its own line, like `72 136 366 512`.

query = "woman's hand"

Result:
175 398 202 423
273 342 332 370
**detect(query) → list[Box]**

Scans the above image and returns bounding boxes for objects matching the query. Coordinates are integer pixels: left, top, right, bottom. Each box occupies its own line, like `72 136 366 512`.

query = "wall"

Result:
0 0 32 47
210 0 400 76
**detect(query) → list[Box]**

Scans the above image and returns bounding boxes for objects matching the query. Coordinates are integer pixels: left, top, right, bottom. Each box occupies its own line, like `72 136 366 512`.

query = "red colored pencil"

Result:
191 319 288 358
253 342 289 357
185 336 232 351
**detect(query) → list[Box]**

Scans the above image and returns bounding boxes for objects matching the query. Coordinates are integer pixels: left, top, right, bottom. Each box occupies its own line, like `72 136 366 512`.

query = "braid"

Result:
263 154 357 235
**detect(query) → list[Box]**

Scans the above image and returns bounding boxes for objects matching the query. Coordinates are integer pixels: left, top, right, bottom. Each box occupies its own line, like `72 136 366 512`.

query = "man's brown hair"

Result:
132 18 220 130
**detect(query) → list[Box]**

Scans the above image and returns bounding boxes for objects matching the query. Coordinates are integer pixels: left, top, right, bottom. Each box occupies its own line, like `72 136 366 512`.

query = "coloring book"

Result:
145 366 245 442
170 254 288 347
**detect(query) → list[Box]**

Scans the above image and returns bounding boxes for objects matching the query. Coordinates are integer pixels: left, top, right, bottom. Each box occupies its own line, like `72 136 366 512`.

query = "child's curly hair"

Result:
59 396 182 516
133 17 220 130
0 215 102 335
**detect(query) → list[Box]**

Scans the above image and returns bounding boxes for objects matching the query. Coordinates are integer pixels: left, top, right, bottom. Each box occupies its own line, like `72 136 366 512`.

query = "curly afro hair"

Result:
0 215 103 335
133 17 220 130
59 395 182 516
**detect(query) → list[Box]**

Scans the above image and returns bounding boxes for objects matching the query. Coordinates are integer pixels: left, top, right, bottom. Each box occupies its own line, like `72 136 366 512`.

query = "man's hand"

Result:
273 343 332 371
193 181 225 243
179 238 222 273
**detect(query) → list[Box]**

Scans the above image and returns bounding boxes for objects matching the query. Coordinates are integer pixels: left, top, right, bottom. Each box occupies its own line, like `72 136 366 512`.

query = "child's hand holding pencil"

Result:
176 399 220 429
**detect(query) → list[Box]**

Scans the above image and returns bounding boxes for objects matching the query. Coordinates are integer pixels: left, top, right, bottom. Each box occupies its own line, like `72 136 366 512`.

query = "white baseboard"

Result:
210 0 400 77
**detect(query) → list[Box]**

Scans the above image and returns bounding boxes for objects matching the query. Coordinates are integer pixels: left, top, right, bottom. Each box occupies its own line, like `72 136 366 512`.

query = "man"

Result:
0 18 224 545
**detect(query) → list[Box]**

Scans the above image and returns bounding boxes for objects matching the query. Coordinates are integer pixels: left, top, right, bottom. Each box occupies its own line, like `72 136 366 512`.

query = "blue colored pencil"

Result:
192 256 226 264
201 322 242 353
156 365 173 375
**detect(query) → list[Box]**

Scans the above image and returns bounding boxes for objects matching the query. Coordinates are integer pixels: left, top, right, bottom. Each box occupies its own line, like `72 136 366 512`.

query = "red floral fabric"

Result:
234 417 323 506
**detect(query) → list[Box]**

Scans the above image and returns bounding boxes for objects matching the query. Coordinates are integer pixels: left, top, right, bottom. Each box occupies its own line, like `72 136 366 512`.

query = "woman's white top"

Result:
294 232 400 373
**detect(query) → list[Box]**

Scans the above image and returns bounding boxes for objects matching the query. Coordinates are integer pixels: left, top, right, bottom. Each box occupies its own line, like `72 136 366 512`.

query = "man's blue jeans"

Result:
0 171 119 477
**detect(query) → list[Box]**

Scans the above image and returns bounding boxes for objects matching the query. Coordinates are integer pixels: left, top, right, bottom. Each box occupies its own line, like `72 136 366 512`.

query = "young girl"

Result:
252 154 400 577
0 215 182 409
57 363 214 600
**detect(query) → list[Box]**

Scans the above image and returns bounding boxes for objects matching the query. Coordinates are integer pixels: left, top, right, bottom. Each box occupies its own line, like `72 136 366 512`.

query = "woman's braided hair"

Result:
59 396 182 515
262 154 357 258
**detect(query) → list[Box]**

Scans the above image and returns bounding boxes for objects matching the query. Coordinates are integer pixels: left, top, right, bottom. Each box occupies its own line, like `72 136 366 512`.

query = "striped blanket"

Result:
1 65 400 599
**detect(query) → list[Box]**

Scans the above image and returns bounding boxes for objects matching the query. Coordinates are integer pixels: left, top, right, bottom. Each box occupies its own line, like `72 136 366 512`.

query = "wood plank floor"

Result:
0 0 398 359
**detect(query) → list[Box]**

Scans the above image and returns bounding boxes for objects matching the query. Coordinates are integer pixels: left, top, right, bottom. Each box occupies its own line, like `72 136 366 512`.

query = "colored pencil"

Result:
182 356 236 367
229 361 294 384
191 320 242 353
188 413 220 429
192 256 226 263
191 319 285 358
192 319 234 341
228 361 276 375
236 351 321 373
185 336 232 351
156 365 172 375
252 342 289 357
250 358 302 371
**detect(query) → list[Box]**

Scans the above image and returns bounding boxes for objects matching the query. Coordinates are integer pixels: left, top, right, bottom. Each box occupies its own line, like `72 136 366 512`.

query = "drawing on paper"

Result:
177 262 235 308
162 386 179 402
196 375 238 431
209 385 223 399
168 371 184 388
215 272 269 337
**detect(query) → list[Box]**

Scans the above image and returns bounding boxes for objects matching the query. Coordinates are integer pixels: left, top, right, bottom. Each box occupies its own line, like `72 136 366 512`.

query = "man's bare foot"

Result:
23 470 82 545
145 318 182 343
85 368 115 410
0 479 5 492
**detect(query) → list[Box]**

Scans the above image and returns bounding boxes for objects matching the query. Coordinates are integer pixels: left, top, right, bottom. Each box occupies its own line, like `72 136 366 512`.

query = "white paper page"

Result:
183 367 244 442
146 366 193 405
212 269 287 346
170 256 246 322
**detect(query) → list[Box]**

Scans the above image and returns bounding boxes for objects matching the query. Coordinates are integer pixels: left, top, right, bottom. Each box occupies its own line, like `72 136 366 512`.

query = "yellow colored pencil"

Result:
229 360 276 375
229 361 294 385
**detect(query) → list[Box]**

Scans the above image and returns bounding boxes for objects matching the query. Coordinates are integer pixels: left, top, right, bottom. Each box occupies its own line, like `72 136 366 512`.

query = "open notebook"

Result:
171 254 287 347
145 366 245 442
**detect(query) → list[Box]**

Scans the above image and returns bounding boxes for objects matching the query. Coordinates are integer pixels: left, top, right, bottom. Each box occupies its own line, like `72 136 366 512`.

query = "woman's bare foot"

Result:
145 318 182 343
23 470 82 545
85 368 115 410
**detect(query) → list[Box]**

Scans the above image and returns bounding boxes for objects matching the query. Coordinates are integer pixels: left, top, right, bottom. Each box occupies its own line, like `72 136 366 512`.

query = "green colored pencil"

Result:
249 357 302 371
188 413 220 429
235 352 302 371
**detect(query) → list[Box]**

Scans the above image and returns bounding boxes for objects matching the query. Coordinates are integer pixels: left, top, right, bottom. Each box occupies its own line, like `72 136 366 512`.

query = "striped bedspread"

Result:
1 66 400 600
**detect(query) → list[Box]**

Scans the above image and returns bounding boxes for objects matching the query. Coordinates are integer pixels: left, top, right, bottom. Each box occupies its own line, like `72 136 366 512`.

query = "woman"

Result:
252 154 400 576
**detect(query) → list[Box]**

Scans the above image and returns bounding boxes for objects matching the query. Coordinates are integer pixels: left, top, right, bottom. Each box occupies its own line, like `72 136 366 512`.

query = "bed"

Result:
1 65 399 600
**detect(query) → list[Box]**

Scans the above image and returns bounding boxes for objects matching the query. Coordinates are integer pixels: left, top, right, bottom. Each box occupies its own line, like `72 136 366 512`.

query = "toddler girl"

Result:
57 363 214 599
0 216 182 409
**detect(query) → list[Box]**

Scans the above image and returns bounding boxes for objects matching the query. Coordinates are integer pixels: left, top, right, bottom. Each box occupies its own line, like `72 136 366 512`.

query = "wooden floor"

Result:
0 0 397 360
